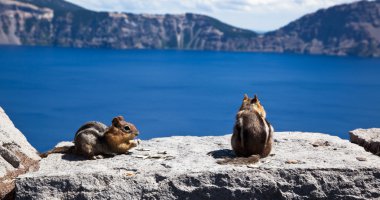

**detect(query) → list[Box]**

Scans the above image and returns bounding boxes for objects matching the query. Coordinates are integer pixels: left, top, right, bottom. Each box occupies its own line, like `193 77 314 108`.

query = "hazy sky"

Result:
65 0 361 31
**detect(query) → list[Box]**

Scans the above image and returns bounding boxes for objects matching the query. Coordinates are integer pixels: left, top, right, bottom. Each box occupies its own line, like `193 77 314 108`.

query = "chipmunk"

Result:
219 94 274 164
40 116 139 159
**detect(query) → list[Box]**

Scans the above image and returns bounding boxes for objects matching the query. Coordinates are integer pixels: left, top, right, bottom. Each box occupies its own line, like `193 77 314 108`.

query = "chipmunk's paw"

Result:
91 155 105 160
130 140 138 147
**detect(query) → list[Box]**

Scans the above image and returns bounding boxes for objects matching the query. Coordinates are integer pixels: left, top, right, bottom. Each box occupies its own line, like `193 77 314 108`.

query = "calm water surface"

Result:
0 46 379 151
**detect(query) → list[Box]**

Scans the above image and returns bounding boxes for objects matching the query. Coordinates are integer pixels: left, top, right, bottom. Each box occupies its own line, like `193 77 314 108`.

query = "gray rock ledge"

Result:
16 132 380 200
0 107 40 199
350 128 380 156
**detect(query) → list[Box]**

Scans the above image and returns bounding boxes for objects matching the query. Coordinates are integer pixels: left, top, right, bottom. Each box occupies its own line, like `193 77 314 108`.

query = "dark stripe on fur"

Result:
265 119 273 144
254 111 267 144
75 121 107 136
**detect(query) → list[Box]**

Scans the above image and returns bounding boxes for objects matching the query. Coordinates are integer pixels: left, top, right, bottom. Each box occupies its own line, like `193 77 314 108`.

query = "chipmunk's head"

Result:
111 116 139 140
240 94 267 118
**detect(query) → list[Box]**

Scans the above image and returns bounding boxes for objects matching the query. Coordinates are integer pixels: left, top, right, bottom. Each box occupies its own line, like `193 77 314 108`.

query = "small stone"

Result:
149 155 163 159
0 146 21 168
286 159 299 164
356 157 367 161
161 163 172 168
136 148 150 151
164 156 175 160
133 155 149 159
124 172 135 176
157 151 167 155
312 140 330 147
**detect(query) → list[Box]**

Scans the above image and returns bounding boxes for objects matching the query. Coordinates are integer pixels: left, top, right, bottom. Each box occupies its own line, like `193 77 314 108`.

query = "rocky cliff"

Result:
0 0 53 45
1 0 380 57
262 0 380 57
0 0 257 50
16 132 380 199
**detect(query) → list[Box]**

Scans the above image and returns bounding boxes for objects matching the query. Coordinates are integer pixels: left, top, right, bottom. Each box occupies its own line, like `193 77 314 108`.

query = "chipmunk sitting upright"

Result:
41 116 139 159
219 94 274 164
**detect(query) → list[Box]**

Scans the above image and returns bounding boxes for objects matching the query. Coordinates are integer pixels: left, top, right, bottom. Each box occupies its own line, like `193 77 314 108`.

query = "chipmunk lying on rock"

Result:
41 116 139 159
219 94 274 164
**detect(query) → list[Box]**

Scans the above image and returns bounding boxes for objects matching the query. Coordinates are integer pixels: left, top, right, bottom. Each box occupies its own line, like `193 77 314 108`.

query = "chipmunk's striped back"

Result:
223 94 273 164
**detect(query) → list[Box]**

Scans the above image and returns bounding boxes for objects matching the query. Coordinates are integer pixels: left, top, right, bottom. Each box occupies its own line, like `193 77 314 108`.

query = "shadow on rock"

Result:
207 149 235 159
61 154 88 161
60 152 133 161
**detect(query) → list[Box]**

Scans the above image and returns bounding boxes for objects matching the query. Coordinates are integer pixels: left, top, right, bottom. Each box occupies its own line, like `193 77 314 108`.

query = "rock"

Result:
356 157 367 162
285 159 300 164
350 128 380 156
311 140 330 147
0 107 40 199
16 132 380 199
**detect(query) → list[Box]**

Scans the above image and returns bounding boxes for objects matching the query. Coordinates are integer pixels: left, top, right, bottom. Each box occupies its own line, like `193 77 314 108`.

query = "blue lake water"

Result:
0 46 380 152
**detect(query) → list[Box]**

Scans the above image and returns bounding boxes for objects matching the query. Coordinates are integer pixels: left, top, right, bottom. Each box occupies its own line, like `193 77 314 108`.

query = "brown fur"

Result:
239 94 266 118
41 116 139 159
223 94 273 165
104 117 139 154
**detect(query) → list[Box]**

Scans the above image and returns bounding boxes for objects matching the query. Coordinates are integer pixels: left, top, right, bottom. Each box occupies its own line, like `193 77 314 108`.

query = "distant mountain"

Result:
0 0 257 50
0 0 379 57
260 0 380 57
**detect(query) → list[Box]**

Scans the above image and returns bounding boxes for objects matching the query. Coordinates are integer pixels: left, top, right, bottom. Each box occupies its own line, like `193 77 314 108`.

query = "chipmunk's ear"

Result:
251 94 259 104
118 116 125 121
112 116 125 126
243 94 249 101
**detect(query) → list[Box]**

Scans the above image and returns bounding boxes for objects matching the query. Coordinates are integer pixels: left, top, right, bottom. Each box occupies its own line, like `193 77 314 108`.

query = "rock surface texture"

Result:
16 132 380 200
0 107 40 199
350 128 380 156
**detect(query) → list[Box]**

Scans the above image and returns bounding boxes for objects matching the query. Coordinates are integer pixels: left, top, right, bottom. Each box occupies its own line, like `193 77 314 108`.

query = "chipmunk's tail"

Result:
217 155 260 165
39 146 75 158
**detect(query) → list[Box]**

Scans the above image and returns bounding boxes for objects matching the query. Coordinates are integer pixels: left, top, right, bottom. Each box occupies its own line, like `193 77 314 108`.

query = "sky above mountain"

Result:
65 0 361 31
